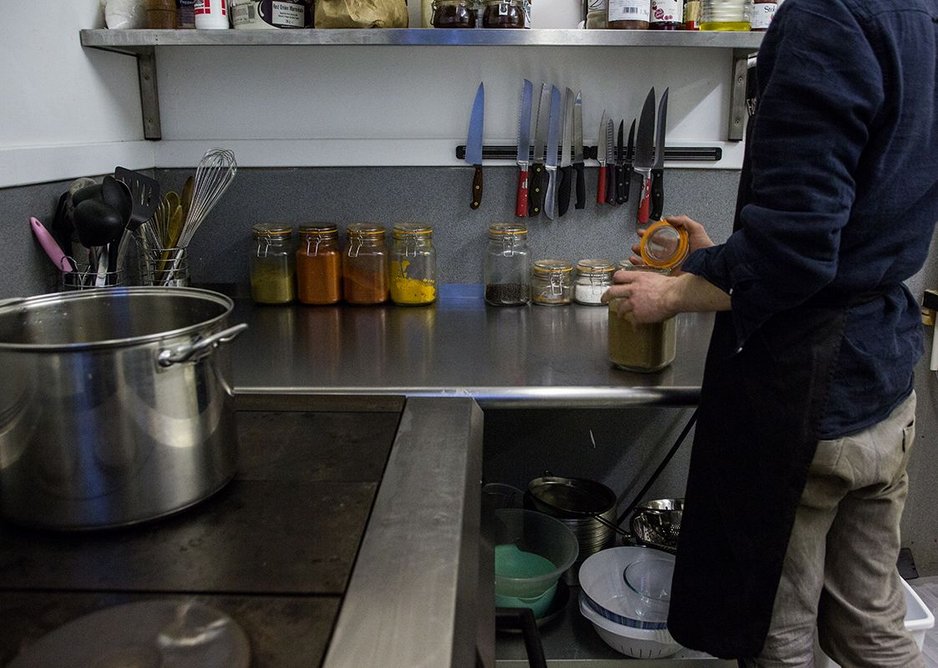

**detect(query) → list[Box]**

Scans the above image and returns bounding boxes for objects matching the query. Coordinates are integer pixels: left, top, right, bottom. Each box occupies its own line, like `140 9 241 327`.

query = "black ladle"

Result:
72 198 125 249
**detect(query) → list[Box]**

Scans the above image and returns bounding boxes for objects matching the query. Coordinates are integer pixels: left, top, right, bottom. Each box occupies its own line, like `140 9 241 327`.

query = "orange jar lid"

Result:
639 220 689 270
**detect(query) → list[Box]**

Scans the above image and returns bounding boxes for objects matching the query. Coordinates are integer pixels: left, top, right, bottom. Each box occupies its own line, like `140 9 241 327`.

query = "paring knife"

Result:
604 118 616 205
650 87 669 221
466 82 485 210
529 83 550 217
596 110 609 205
515 79 534 218
558 87 575 217
573 91 586 209
615 120 626 205
543 85 563 221
634 87 657 225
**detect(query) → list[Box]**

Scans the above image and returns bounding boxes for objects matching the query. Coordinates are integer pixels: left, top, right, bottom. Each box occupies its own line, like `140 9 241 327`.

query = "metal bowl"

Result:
629 499 683 553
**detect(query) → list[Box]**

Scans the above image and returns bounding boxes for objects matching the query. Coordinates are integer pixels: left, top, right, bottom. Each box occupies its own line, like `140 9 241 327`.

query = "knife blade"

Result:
615 119 626 205
528 83 550 217
466 81 485 210
572 91 586 210
604 118 616 205
634 87 656 224
515 79 533 218
623 118 635 204
650 87 669 221
596 109 608 205
558 87 575 217
543 85 563 221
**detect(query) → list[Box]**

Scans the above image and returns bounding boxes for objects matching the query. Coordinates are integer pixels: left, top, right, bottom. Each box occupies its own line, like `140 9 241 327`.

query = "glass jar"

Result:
574 258 615 305
607 0 650 28
250 224 296 305
390 224 437 306
343 224 389 305
650 0 683 28
297 224 342 305
699 0 751 30
640 219 689 270
683 0 700 28
749 0 775 30
484 223 530 306
482 0 527 27
431 0 477 26
531 259 574 306
608 262 676 372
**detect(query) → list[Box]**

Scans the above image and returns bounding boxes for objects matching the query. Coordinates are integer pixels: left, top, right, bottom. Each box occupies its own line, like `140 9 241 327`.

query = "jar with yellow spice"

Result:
296 224 342 305
390 224 437 306
250 223 296 305
343 224 389 305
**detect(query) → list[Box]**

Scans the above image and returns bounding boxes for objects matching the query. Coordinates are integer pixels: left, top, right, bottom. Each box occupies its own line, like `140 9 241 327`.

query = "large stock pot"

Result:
0 287 246 530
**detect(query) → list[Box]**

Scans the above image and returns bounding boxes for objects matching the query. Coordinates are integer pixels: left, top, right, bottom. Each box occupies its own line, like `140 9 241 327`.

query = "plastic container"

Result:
194 0 230 28
579 592 682 658
230 0 312 28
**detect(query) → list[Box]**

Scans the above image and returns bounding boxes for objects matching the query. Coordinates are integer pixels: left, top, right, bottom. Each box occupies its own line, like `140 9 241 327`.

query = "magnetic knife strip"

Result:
455 145 722 162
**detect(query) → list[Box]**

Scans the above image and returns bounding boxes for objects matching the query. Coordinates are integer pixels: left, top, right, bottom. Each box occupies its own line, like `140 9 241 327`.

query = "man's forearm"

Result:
666 273 732 315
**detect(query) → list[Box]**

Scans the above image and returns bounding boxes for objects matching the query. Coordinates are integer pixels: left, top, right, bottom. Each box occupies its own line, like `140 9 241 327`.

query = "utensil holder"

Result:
60 266 126 291
142 247 190 287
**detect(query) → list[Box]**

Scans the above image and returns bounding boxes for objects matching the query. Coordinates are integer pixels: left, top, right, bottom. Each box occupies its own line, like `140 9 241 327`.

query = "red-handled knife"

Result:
515 79 534 218
634 87 657 225
596 110 608 205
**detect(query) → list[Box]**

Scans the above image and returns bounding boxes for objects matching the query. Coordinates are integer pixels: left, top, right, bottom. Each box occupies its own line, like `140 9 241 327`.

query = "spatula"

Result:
114 167 161 231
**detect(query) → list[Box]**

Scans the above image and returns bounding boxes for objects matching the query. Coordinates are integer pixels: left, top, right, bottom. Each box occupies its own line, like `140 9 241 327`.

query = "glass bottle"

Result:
484 223 530 306
431 0 478 26
531 259 574 306
607 262 676 372
573 258 615 305
650 0 683 28
482 0 528 27
343 224 389 305
250 224 295 304
683 0 700 28
390 224 437 306
699 0 751 30
608 0 650 28
296 224 342 305
749 0 776 31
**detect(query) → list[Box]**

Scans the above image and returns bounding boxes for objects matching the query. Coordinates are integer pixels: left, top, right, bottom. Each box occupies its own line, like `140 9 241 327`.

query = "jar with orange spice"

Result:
297 224 342 305
343 224 389 305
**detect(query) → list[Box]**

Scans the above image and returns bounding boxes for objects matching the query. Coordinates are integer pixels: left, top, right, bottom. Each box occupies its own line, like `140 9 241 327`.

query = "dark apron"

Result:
666 109 849 658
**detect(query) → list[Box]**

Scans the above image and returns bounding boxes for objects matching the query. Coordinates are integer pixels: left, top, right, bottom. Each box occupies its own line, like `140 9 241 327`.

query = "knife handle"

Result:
573 162 586 210
596 164 607 205
544 167 558 220
615 164 627 204
637 170 652 224
558 165 573 217
471 165 483 210
529 163 545 216
605 165 617 205
650 167 664 220
515 166 529 218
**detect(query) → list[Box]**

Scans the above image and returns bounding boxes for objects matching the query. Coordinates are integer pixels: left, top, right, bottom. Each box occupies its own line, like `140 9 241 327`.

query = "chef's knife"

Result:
573 91 586 210
615 119 626 204
558 87 575 217
543 85 563 221
634 87 656 224
466 81 485 210
529 83 550 217
650 87 669 221
515 79 533 218
605 118 616 205
596 110 608 205
622 118 635 204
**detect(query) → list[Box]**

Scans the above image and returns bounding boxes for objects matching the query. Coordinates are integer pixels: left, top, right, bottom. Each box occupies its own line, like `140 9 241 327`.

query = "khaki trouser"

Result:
742 391 924 668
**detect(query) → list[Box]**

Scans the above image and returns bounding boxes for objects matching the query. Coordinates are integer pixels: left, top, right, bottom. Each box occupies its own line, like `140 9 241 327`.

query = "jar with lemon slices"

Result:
390 224 437 306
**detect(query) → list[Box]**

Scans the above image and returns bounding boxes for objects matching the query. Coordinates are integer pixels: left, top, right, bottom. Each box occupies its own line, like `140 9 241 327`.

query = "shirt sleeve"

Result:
682 0 884 349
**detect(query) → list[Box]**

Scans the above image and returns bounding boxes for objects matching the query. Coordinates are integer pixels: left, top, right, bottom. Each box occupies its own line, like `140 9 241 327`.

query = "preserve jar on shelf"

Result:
250 223 296 305
390 223 437 306
531 259 574 306
699 0 751 30
343 224 389 305
608 0 650 28
431 0 478 27
574 258 615 305
484 223 530 306
296 224 342 305
482 0 528 27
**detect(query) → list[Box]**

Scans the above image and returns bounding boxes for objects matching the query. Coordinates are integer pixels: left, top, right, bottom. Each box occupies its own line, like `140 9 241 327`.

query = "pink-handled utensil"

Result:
30 216 75 272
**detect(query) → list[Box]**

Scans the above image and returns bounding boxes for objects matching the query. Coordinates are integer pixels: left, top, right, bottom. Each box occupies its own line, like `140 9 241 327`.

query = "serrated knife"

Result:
515 79 533 218
604 118 616 205
544 85 563 221
650 87 669 221
466 81 485 210
528 83 550 217
573 91 586 209
634 87 656 224
596 110 608 204
558 87 575 217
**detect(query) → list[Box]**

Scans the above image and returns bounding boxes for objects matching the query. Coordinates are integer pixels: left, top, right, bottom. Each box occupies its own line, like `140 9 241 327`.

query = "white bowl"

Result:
578 546 675 629
579 592 683 659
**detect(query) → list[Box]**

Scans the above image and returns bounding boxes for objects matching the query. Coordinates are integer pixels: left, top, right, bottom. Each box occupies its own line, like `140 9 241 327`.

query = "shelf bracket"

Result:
135 46 162 140
728 48 755 142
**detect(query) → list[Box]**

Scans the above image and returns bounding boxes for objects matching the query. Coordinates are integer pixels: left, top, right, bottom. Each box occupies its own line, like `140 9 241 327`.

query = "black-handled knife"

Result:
465 82 485 210
622 118 635 204
558 87 574 217
528 83 550 217
604 118 616 205
650 88 669 221
572 90 586 210
558 165 573 216
615 120 626 204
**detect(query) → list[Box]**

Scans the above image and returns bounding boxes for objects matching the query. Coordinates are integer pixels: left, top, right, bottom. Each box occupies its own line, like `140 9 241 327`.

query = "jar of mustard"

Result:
390 224 437 306
250 223 296 305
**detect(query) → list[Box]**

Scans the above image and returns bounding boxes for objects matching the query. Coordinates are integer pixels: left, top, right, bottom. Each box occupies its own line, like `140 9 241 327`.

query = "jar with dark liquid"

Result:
482 0 527 27
431 0 477 27
484 223 530 306
607 0 650 28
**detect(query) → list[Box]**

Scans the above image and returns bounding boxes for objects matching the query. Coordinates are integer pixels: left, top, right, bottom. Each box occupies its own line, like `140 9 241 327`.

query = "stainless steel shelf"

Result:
79 28 763 50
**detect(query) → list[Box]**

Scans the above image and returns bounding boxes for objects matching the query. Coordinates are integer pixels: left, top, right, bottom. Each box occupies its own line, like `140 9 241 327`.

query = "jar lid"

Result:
533 259 573 275
346 223 386 238
575 258 615 276
639 220 689 270
392 223 433 238
299 224 338 236
488 223 527 239
252 223 294 238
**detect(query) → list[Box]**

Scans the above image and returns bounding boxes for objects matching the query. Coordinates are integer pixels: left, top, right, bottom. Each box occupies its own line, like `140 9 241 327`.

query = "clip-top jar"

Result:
343 224 389 305
250 223 296 304
390 224 437 306
297 224 342 305
574 259 615 305
482 0 528 27
531 259 574 306
608 260 678 372
484 223 530 306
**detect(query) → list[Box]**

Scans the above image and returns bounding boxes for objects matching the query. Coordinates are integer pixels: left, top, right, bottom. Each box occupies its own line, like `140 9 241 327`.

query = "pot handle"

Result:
157 323 248 368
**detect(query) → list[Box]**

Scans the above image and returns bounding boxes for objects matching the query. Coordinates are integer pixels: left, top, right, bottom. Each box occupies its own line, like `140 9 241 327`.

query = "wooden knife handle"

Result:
528 162 545 217
515 167 529 218
596 164 607 205
650 167 664 220
558 165 572 217
573 162 586 210
471 165 483 210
